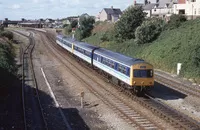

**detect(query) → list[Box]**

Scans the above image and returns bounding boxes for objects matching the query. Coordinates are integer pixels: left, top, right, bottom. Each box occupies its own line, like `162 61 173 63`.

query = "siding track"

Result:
13 30 48 130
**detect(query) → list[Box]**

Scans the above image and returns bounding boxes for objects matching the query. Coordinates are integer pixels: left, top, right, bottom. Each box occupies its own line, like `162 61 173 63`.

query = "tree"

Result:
75 15 95 40
71 20 78 28
114 6 146 41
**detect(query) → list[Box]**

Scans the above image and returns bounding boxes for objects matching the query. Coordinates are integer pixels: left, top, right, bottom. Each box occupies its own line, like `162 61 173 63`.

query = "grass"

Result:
84 19 200 82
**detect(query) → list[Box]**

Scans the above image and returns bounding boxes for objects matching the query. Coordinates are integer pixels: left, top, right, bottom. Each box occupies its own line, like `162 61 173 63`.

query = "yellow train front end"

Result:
130 63 154 92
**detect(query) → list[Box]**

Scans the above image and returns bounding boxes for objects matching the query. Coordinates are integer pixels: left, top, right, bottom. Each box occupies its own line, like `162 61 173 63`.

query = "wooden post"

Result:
80 91 84 108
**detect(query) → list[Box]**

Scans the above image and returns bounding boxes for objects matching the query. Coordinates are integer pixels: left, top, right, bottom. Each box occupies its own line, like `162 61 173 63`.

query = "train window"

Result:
97 55 101 62
126 68 130 76
85 51 91 57
93 54 97 60
118 64 127 75
133 70 153 78
110 60 115 69
102 57 106 64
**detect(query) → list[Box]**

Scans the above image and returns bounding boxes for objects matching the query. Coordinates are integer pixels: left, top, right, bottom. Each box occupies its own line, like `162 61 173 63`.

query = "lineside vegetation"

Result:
64 6 200 82
0 27 17 90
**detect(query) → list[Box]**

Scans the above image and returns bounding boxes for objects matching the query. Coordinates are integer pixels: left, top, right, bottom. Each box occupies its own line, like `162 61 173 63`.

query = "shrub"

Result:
164 14 187 30
0 31 13 40
135 18 163 44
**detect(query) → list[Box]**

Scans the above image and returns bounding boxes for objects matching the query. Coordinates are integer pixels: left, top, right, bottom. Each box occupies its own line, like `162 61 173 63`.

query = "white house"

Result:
97 6 122 22
152 0 178 18
173 0 200 19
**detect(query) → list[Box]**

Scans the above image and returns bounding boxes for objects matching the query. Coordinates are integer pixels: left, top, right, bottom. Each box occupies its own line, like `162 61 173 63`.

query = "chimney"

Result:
111 6 113 9
134 0 137 6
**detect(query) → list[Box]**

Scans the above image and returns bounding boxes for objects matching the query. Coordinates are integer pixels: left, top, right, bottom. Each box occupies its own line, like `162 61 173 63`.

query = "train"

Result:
56 34 154 93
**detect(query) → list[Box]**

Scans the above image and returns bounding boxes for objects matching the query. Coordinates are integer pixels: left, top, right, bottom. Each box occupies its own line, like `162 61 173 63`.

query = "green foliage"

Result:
75 15 95 40
63 24 69 28
0 31 13 40
0 41 17 88
0 43 16 73
64 25 72 35
135 18 163 44
0 26 4 31
71 20 78 28
114 6 146 41
85 18 200 81
74 28 83 41
164 14 187 30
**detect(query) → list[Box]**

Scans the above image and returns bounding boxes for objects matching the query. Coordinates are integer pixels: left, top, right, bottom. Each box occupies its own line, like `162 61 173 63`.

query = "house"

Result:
97 6 122 22
173 0 200 19
143 3 157 17
152 0 178 18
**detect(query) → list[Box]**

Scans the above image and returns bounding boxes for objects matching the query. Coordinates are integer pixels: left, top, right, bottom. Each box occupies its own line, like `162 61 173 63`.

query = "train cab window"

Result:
134 69 153 78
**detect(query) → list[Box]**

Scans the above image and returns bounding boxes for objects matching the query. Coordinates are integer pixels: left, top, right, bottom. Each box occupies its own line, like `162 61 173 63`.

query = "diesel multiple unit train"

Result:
56 35 154 92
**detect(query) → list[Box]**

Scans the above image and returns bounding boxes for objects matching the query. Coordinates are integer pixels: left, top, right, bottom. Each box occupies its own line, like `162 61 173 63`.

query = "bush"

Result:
0 31 13 40
164 14 187 30
135 18 163 44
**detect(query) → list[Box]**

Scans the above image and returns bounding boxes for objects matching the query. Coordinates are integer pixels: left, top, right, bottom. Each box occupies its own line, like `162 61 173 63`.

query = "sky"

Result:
0 0 156 20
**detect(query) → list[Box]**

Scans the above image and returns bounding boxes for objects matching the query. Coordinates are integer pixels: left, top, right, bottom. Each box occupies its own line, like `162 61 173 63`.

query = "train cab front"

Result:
131 63 154 92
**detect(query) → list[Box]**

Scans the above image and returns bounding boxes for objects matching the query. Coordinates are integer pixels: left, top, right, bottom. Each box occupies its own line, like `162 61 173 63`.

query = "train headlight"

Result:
133 81 136 84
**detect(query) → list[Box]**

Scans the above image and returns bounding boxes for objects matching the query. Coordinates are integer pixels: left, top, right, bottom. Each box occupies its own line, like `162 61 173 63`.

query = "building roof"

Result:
156 0 177 8
103 8 122 16
143 3 156 10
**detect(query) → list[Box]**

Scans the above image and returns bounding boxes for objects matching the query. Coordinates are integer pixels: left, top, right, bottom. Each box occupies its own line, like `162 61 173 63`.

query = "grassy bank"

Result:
84 19 200 82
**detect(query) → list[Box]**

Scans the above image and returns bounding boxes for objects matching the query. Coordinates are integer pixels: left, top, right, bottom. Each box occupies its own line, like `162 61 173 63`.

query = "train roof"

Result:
56 35 64 38
94 48 145 66
74 41 98 51
62 37 98 51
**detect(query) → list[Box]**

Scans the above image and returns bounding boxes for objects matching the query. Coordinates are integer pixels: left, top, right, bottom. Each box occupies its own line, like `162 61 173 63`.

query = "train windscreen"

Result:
133 69 153 78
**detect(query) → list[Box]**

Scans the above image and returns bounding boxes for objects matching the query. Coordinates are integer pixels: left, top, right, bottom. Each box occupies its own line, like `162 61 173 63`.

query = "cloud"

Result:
0 0 139 20
32 0 39 3
11 4 21 9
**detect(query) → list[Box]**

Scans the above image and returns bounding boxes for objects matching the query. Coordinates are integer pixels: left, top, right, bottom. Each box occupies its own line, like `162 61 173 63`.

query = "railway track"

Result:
155 73 200 98
42 31 200 130
13 30 48 130
38 31 162 130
